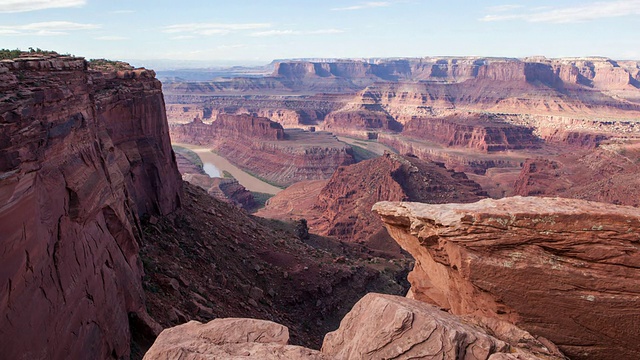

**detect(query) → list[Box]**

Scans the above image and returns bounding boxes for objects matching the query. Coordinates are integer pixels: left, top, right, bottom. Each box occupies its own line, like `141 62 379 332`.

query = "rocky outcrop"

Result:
145 293 563 360
373 197 640 360
171 115 354 187
322 293 563 360
314 153 486 243
143 318 328 360
0 55 181 359
402 114 541 152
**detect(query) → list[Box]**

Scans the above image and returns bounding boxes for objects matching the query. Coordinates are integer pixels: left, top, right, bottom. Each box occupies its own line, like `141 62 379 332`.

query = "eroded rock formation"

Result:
322 293 563 360
0 55 181 359
182 173 255 209
257 153 486 253
402 114 541 152
373 197 640 360
145 293 564 360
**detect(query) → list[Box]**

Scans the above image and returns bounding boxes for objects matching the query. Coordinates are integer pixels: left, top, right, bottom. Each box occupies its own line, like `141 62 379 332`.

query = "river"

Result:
172 142 282 195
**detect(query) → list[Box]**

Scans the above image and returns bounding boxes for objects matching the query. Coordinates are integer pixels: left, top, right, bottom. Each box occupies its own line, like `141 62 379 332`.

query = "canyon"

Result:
164 56 640 185
3 51 640 360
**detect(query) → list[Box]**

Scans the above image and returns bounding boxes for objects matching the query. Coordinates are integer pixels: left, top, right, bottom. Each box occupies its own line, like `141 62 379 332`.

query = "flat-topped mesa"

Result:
0 55 181 359
372 197 640 360
270 57 640 89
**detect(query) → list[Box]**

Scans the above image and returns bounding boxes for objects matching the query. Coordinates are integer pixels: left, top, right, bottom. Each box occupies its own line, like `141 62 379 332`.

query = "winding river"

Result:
172 142 282 195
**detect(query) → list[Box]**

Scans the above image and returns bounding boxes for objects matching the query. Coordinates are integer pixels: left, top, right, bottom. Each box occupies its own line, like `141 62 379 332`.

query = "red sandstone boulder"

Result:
373 197 640 360
322 293 562 360
143 318 329 360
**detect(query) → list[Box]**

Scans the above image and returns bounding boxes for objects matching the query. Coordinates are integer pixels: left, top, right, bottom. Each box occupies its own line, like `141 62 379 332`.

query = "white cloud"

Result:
0 0 85 13
0 21 100 36
308 29 345 34
486 4 524 12
332 1 391 11
169 35 196 40
163 22 271 37
481 0 640 23
250 28 344 37
95 35 128 41
250 30 295 37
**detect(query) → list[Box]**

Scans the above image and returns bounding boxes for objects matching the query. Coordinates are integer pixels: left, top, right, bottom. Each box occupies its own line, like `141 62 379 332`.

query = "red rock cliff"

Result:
0 56 181 359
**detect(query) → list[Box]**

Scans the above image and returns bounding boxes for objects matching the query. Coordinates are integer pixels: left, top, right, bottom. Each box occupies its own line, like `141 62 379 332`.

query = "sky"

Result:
0 0 639 67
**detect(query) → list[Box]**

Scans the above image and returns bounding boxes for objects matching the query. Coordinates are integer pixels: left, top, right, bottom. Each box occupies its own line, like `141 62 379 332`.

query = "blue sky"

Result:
1 0 639 67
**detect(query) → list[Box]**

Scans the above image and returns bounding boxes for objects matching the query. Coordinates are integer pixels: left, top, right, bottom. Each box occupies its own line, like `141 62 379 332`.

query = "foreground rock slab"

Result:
373 197 640 360
143 318 328 360
323 293 561 360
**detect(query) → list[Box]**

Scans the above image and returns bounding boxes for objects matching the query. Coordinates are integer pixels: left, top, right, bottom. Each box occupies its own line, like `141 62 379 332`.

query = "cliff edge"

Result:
0 55 181 359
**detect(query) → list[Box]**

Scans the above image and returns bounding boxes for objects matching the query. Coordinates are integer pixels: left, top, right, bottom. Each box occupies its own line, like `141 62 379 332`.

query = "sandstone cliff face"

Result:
373 197 640 360
171 115 354 187
402 115 541 152
0 56 181 359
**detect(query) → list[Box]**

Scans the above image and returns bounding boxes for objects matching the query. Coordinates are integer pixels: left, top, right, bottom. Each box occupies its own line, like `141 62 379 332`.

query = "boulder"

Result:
143 318 328 360
322 293 561 360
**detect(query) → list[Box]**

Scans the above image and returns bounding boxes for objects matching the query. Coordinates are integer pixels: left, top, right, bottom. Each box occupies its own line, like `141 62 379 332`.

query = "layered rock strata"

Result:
0 55 181 359
373 197 640 360
402 115 541 152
